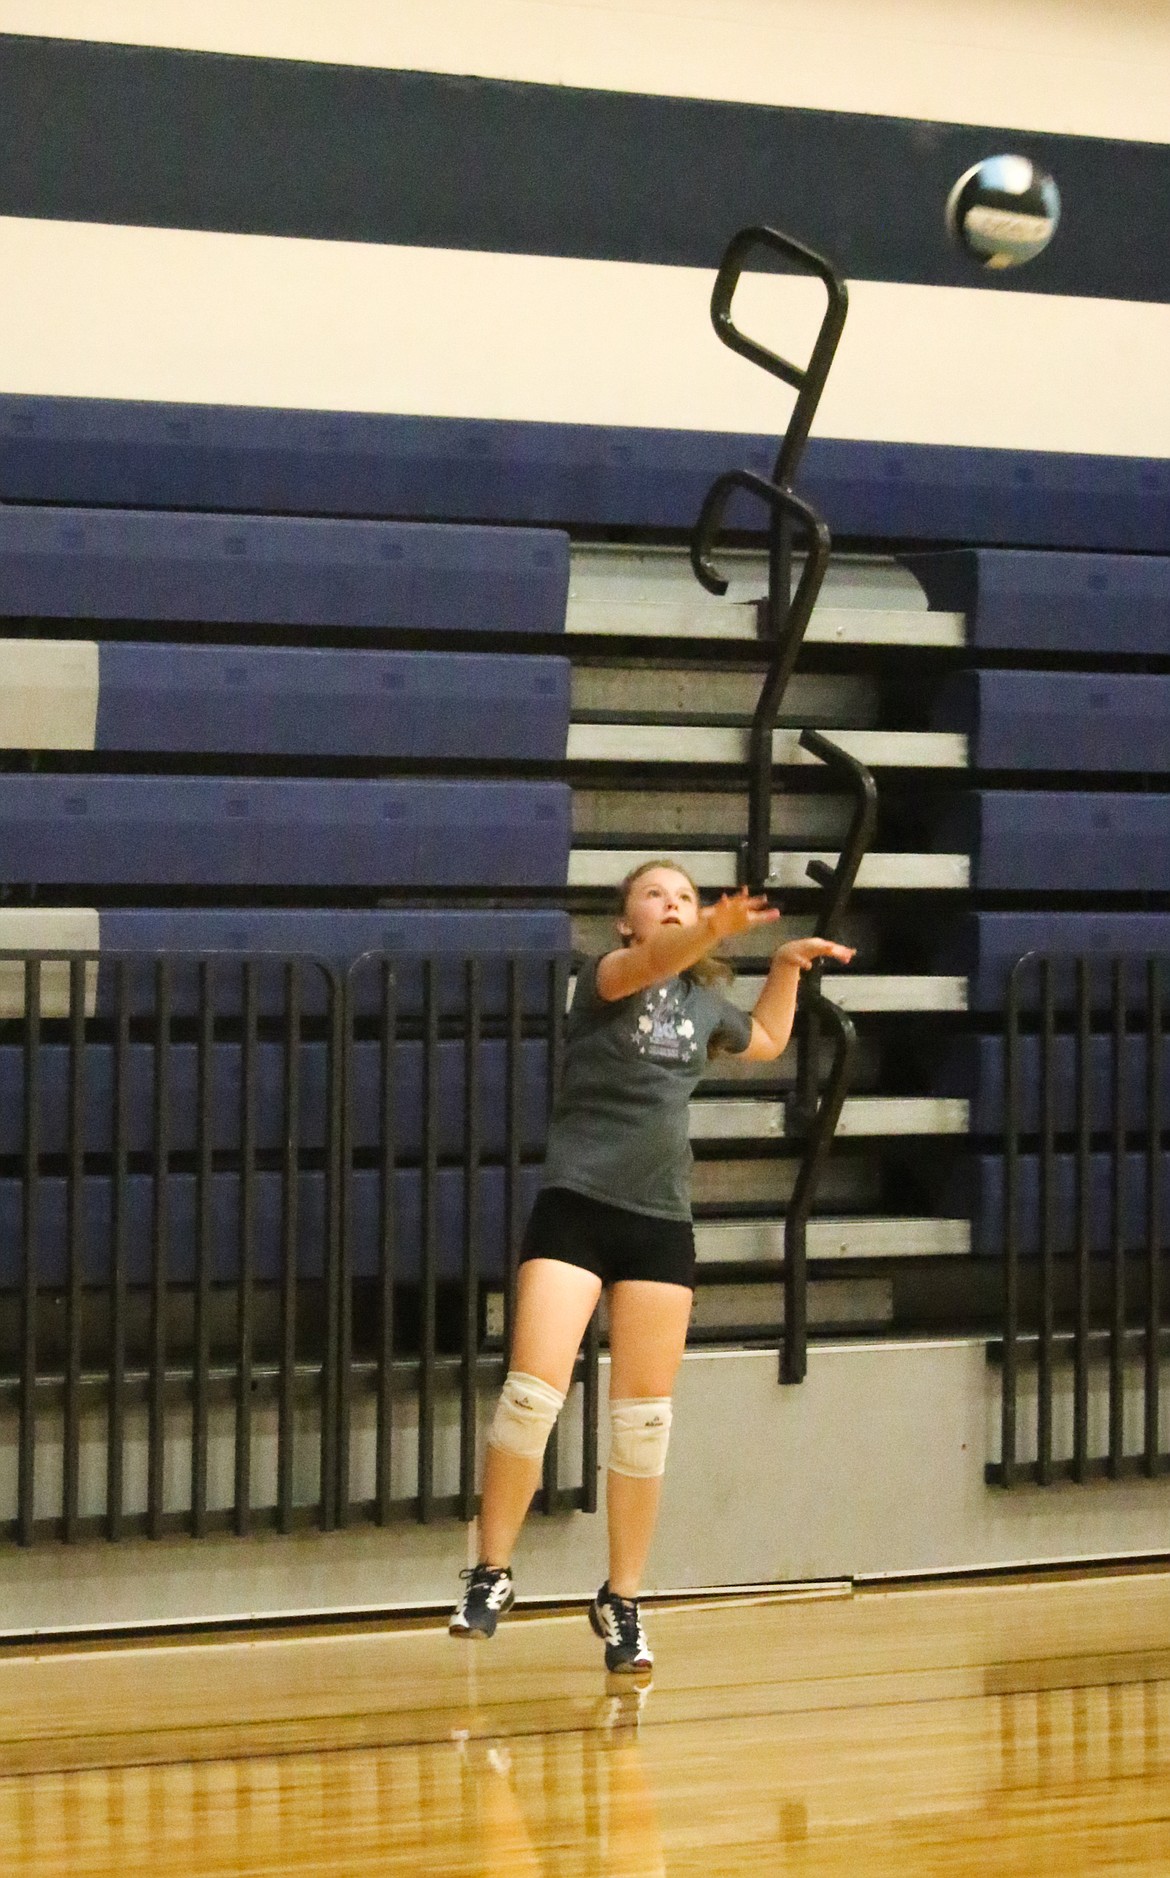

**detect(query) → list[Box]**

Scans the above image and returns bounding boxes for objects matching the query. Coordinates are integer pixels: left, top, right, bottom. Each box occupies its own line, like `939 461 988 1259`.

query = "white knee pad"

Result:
487 1371 565 1462
608 1398 673 1479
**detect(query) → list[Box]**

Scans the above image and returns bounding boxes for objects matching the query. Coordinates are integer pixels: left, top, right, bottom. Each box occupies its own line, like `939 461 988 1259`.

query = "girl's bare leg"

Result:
605 1281 693 1597
479 1257 602 1568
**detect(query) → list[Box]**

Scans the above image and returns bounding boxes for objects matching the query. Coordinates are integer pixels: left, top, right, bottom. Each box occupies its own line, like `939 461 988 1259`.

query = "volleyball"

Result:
945 155 1061 269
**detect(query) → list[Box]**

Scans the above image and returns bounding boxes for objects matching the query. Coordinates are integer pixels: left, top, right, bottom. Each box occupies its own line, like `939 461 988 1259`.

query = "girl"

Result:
450 861 854 1671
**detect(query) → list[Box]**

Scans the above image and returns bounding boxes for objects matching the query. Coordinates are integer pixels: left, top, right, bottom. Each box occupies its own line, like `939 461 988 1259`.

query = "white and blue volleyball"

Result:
946 155 1061 269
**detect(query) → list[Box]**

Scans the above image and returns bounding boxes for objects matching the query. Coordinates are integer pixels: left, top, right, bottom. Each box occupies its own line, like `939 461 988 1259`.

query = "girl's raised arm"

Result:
734 936 856 1062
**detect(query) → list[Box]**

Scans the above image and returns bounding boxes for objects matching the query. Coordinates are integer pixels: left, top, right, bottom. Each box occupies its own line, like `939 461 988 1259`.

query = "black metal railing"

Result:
689 222 849 896
989 951 1170 1487
690 225 868 1385
0 946 594 1545
779 741 877 1384
337 950 597 1527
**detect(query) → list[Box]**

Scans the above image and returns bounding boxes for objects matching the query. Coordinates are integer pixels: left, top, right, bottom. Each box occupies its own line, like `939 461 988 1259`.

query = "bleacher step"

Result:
688 1278 893 1332
728 974 968 1013
566 600 965 646
569 849 970 890
694 1217 972 1263
690 1096 970 1140
570 668 878 724
566 725 968 768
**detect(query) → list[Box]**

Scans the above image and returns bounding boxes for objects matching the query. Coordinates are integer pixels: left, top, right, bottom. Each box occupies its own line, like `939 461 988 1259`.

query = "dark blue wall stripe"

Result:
1 33 1167 302
2 396 1168 550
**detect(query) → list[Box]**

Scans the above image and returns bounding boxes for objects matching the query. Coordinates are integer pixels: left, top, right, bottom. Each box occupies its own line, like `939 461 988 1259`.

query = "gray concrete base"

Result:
2 1338 1170 1637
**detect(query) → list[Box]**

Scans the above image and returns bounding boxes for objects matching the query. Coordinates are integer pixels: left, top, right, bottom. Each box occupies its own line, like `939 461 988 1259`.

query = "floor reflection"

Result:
451 1682 663 1878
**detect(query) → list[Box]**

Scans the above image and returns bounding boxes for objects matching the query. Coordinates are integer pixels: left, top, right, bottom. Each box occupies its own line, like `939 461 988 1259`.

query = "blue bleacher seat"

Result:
931 915 1170 1010
931 671 1170 772
935 792 1170 892
0 778 570 886
930 1034 1170 1134
80 911 570 1017
0 504 569 634
99 907 567 961
904 549 1170 653
87 644 570 760
0 1038 550 1159
934 1151 1170 1259
0 1166 542 1287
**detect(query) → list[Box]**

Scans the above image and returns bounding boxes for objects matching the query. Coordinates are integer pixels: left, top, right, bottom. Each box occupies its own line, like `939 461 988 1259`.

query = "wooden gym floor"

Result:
2 1565 1170 1874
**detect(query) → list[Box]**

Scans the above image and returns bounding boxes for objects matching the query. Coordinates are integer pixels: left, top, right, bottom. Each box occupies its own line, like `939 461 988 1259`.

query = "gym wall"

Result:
0 0 1167 466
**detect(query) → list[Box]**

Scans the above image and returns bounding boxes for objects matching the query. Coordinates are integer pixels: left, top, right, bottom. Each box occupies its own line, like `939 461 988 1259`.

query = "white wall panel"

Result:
3 216 1168 458
0 907 101 1019
3 1340 1170 1633
1 0 1167 142
0 639 99 751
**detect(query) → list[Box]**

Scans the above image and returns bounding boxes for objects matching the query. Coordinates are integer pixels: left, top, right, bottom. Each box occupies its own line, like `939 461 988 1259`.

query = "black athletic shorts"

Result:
520 1185 696 1291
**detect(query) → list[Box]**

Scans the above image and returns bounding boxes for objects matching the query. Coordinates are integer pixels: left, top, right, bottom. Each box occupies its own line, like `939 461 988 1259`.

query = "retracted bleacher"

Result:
2 391 1168 1532
913 556 1170 1317
0 466 579 1537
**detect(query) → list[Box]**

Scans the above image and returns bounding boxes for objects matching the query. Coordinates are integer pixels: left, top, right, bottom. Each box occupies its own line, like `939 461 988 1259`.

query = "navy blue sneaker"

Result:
449 1563 515 1640
589 1582 653 1674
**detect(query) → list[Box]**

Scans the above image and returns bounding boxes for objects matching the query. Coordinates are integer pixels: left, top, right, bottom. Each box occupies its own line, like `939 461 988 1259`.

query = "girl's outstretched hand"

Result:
704 887 782 942
776 937 856 971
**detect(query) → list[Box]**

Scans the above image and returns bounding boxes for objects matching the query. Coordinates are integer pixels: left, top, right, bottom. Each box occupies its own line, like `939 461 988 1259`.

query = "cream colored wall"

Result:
2 215 1168 456
1 3 1167 452
0 0 1167 141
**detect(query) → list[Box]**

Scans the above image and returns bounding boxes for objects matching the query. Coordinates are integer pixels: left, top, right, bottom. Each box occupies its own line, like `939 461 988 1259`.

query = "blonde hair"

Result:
616 859 734 987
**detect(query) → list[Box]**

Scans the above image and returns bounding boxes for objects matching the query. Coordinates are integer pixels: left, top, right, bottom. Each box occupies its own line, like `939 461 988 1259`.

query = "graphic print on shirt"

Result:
632 982 698 1064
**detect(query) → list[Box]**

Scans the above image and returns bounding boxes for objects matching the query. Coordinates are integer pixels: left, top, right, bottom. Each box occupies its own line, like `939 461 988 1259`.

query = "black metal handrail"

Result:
779 764 875 1384
782 987 857 1385
691 226 868 1385
691 472 832 892
708 225 849 492
690 222 854 895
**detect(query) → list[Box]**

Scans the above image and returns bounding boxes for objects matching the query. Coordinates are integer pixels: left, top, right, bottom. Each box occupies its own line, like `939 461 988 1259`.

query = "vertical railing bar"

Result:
540 959 562 1516
18 959 41 1547
581 1315 601 1516
191 959 215 1537
1109 959 1126 1475
1144 957 1162 1474
234 961 257 1536
503 959 523 1366
1072 957 1091 1482
459 958 482 1523
334 963 355 1530
376 960 398 1525
1037 958 1055 1485
551 955 581 1504
320 967 344 1531
418 959 439 1522
1001 959 1022 1488
62 956 86 1542
106 958 130 1543
277 959 301 1534
148 957 172 1540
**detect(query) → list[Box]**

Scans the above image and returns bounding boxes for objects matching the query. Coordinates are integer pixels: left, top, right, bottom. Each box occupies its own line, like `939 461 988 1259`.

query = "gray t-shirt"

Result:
539 957 755 1221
